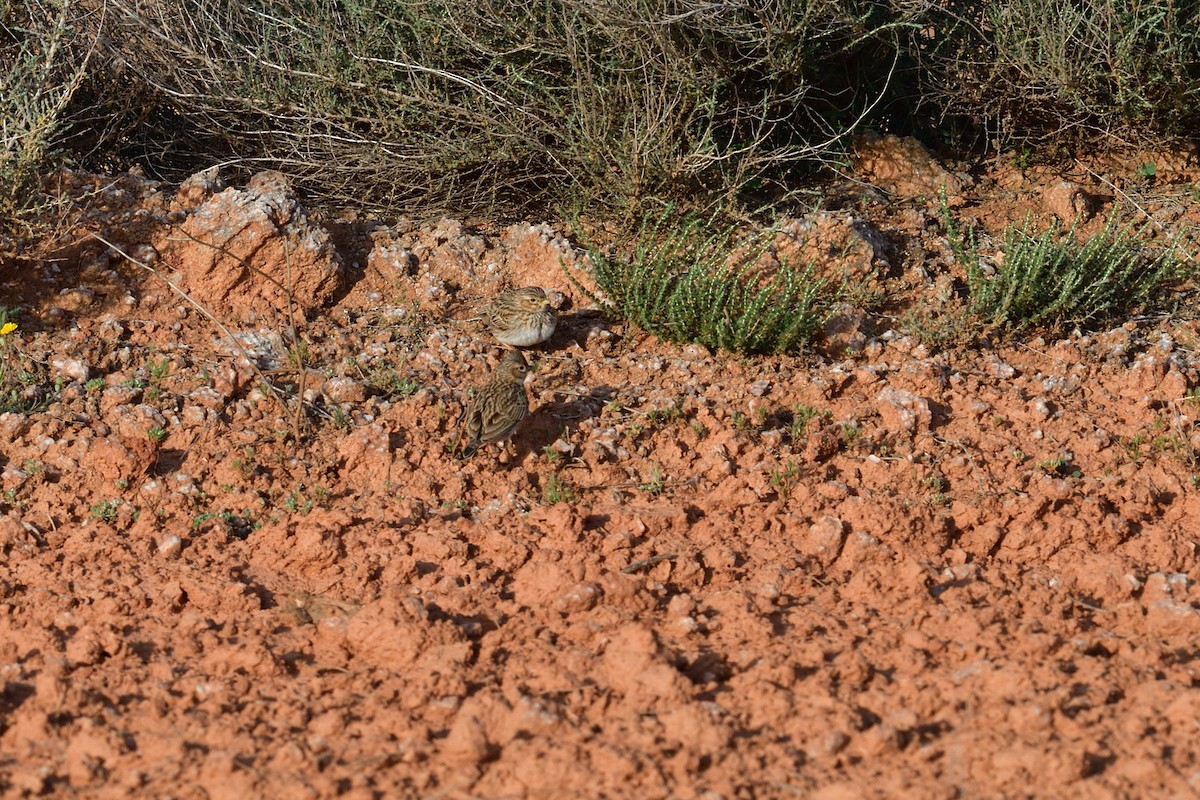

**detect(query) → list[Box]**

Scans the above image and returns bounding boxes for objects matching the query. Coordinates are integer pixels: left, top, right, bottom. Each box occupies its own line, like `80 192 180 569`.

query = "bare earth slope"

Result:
1 140 1199 798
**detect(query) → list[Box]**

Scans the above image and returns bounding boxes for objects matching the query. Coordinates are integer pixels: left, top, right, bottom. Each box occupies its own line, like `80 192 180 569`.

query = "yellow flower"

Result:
0 322 16 336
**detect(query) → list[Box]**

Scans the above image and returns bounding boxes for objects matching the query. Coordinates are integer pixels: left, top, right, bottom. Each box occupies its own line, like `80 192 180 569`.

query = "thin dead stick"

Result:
1070 595 1113 614
552 389 610 401
620 553 678 574
89 233 292 417
581 473 701 492
164 225 299 298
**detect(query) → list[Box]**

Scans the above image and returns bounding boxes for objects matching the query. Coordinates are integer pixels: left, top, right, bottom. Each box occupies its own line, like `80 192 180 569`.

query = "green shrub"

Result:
76 0 908 216
10 0 1200 232
575 209 834 355
0 0 91 256
916 0 1200 146
945 207 1183 333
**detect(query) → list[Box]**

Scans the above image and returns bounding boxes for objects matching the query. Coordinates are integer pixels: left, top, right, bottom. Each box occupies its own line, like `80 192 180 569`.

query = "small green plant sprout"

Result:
768 460 803 497
542 443 563 463
148 356 170 384
85 377 105 393
147 425 167 443
1136 161 1156 180
840 422 862 445
789 403 831 440
691 420 709 439
89 499 121 522
638 466 666 496
1038 454 1081 478
367 366 421 399
645 403 682 429
286 338 310 368
284 489 315 515
1123 433 1148 462
918 472 950 505
542 473 578 505
142 356 171 401
395 377 421 397
920 474 947 493
233 446 258 479
1141 417 1191 462
0 386 47 415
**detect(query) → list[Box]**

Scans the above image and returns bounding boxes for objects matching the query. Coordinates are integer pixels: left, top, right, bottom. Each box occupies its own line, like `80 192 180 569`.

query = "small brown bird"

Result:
456 350 530 459
480 287 557 347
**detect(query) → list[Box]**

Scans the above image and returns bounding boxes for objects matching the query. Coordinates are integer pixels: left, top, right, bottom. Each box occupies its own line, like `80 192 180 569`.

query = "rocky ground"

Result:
1 136 1199 799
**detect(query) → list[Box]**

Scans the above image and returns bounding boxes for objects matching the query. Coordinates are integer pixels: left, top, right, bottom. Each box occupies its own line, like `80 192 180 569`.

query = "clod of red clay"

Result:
1 137 1200 798
156 170 343 320
852 131 965 203
1042 179 1100 222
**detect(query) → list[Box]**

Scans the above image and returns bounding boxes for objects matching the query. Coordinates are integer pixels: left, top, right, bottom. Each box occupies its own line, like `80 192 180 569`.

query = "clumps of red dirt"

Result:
852 131 966 203
1 138 1199 798
156 170 344 320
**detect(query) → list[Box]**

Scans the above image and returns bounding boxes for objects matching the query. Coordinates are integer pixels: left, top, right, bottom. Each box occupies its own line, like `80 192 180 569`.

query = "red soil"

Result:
1 137 1199 798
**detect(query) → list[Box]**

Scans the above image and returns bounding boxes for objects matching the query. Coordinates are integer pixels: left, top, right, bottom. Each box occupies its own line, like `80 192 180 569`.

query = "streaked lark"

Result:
456 350 530 459
479 287 557 348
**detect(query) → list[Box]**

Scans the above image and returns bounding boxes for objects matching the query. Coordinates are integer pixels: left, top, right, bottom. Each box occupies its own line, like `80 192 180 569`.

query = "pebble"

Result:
50 356 90 383
1028 398 1052 421
158 535 183 558
324 377 366 404
988 355 1016 379
172 473 198 496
